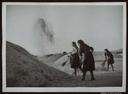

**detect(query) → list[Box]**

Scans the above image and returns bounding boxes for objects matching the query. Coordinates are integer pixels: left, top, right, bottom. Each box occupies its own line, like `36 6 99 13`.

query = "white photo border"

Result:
2 2 127 92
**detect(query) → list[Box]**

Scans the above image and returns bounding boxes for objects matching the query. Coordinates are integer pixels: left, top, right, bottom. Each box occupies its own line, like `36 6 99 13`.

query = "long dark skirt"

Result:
70 53 81 69
83 52 95 72
108 58 114 64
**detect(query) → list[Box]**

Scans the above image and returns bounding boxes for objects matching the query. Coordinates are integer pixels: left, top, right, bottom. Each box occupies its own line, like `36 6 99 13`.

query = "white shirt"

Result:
71 47 77 54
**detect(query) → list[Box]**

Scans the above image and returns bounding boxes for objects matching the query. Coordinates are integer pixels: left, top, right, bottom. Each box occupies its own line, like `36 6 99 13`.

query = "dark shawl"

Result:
79 44 95 71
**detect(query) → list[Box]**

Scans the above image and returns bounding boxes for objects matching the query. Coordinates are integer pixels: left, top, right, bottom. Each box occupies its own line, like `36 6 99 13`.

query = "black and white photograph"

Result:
2 2 126 92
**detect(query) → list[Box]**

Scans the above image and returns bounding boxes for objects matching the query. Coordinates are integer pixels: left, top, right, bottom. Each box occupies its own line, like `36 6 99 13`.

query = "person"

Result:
77 40 95 81
104 49 114 71
70 42 82 76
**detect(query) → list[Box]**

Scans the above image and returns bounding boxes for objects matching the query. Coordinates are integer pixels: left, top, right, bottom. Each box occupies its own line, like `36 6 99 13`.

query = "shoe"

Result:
81 78 85 81
91 78 95 81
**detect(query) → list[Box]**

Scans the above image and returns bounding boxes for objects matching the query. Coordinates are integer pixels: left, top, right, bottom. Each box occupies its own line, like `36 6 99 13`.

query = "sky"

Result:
6 4 123 56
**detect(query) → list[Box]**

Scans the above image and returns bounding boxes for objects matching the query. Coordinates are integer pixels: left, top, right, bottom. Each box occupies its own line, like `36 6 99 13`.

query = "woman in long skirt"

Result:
77 40 95 80
70 42 82 76
104 49 114 71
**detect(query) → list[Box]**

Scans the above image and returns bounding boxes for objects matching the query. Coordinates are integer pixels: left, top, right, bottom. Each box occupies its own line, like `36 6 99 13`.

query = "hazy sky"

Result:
6 5 123 56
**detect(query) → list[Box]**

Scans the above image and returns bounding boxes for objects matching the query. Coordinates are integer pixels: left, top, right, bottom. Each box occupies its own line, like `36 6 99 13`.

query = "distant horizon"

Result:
6 40 123 56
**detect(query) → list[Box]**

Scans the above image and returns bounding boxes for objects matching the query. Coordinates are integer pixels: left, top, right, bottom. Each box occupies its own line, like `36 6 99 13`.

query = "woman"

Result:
70 42 82 76
77 40 95 80
104 49 114 71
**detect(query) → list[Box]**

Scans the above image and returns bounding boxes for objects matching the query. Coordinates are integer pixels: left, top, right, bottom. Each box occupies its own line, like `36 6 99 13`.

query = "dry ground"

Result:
6 41 123 87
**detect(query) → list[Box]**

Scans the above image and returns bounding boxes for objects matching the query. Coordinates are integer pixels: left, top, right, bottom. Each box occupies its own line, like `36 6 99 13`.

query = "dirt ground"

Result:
38 54 123 87
6 41 123 87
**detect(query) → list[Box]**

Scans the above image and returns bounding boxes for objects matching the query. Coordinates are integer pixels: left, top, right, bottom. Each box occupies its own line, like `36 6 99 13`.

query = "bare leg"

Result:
82 71 86 80
74 68 77 76
90 70 95 80
107 63 110 71
111 64 114 71
79 66 83 73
